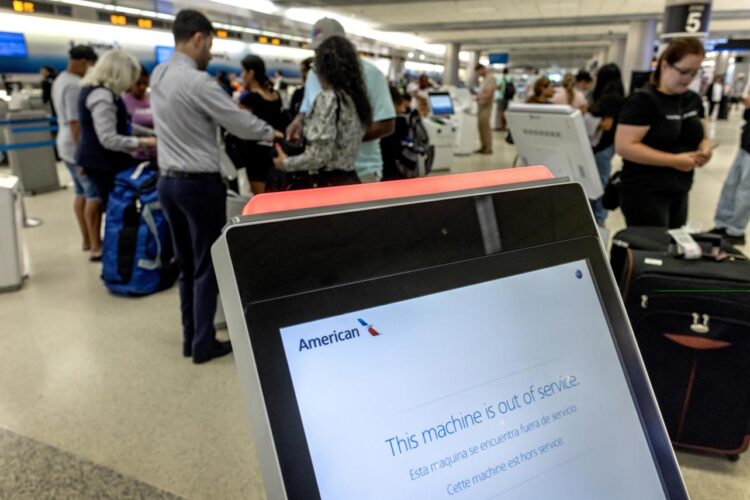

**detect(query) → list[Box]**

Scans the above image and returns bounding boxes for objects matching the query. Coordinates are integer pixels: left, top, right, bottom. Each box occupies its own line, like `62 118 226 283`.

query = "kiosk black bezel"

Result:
222 183 688 500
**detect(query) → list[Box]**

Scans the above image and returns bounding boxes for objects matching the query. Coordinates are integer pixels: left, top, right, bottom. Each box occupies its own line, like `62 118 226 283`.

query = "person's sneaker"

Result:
724 233 746 246
708 227 727 236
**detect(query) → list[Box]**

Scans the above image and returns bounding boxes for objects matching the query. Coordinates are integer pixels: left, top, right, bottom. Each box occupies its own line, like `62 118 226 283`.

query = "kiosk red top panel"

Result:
242 167 553 215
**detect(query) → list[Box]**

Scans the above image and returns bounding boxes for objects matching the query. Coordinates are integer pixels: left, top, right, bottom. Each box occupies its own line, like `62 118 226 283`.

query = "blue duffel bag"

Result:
102 163 178 296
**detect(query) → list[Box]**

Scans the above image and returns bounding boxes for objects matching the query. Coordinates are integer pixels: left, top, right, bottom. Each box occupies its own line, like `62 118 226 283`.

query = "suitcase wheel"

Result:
726 454 740 462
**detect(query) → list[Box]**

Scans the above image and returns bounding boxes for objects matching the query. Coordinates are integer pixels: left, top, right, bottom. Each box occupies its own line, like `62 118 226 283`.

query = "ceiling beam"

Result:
382 9 750 33
449 33 621 47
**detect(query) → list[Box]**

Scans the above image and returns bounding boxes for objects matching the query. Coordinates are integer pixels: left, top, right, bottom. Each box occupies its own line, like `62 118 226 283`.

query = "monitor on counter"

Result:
428 92 455 116
155 45 175 64
212 174 687 500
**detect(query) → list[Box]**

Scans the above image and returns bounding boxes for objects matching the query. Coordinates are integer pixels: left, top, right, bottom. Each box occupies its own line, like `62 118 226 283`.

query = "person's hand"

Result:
273 143 288 170
273 130 284 140
695 141 712 167
76 166 85 177
286 115 303 142
600 116 614 131
139 136 157 148
672 152 699 172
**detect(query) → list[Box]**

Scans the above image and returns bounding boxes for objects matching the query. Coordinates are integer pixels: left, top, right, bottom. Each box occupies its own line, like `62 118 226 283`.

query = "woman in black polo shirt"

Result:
615 38 711 228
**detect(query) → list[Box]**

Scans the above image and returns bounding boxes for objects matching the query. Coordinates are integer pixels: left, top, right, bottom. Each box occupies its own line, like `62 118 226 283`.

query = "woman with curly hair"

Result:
273 35 372 189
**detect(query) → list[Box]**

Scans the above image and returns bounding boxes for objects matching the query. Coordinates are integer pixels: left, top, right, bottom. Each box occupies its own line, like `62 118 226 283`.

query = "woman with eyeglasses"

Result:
615 37 711 228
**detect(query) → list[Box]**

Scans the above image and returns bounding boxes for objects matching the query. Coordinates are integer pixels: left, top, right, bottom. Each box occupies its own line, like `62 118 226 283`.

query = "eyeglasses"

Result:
669 63 700 78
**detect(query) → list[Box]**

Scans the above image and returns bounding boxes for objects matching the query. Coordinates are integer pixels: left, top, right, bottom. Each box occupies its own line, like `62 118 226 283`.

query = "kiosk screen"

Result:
278 259 666 500
429 93 455 116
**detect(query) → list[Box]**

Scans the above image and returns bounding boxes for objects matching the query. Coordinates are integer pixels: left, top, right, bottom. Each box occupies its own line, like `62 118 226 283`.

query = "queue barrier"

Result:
1 112 60 194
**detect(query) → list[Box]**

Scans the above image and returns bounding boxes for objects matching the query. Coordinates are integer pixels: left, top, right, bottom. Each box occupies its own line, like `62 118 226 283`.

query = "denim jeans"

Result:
714 148 750 237
591 145 615 225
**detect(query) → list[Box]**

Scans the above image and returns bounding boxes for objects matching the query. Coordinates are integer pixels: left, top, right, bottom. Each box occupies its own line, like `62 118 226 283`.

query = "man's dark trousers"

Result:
158 175 226 359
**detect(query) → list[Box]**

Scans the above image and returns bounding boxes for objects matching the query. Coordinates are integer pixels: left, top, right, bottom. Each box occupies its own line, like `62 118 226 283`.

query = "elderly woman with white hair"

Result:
76 49 156 261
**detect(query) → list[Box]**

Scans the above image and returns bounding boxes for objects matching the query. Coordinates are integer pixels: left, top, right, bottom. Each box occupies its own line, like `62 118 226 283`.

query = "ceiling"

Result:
271 0 750 67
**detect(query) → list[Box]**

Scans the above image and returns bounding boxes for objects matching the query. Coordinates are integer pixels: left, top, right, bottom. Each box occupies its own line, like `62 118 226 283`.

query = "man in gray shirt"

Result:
151 9 276 364
50 45 97 253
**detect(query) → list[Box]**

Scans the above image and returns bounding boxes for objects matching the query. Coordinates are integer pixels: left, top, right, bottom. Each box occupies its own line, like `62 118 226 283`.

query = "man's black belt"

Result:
161 170 222 181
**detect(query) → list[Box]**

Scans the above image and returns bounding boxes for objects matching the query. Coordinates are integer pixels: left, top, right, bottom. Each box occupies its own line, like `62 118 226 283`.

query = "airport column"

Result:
389 51 406 83
466 51 481 87
622 19 657 92
443 43 460 86
595 47 609 70
608 38 626 68
715 51 730 77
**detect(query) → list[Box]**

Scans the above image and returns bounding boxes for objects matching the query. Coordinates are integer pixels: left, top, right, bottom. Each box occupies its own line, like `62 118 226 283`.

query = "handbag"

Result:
601 170 621 210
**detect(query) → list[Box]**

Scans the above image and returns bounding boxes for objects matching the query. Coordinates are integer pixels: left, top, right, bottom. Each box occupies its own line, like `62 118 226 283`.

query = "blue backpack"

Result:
102 164 178 296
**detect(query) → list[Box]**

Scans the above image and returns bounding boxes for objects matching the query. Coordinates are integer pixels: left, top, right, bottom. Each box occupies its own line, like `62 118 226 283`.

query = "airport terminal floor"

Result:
1 112 749 499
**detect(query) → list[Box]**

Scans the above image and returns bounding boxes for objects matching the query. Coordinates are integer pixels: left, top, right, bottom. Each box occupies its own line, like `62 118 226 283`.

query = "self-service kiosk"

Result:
506 103 603 199
0 174 27 291
446 86 479 156
212 169 689 500
422 92 457 171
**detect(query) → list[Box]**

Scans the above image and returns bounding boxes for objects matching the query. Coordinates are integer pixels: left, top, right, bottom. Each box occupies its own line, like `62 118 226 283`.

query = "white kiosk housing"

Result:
506 103 603 199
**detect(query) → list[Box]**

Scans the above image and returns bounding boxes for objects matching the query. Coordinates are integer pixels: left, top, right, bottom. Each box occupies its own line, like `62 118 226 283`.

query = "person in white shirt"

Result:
50 45 98 255
707 75 725 119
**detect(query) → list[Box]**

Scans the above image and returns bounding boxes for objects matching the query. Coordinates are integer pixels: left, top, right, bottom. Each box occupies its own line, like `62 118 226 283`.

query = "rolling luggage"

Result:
610 226 744 283
617 246 750 460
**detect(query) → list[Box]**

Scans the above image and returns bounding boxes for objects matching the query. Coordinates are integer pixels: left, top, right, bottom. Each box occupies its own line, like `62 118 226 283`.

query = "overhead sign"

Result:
661 0 711 39
0 31 27 57
488 53 509 65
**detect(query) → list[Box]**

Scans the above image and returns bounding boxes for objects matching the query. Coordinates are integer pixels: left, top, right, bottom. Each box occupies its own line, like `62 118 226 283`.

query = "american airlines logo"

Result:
298 318 381 352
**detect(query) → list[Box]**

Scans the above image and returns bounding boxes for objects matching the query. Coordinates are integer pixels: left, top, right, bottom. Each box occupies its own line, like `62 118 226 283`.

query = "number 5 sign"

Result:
662 0 712 38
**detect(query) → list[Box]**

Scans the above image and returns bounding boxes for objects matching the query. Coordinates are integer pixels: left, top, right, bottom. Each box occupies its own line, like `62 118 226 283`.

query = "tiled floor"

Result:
0 111 749 499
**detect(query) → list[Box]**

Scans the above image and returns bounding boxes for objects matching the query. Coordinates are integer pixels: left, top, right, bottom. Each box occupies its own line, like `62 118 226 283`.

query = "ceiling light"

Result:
284 7 445 56
209 0 278 15
408 52 414 58
419 54 426 60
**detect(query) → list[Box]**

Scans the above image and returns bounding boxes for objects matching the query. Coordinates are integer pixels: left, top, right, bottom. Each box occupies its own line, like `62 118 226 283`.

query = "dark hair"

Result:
592 63 624 103
502 67 509 74
69 45 97 62
475 63 485 71
173 9 214 44
301 57 314 73
241 55 272 91
315 36 372 127
575 70 592 83
138 65 149 78
526 76 551 104
651 37 705 85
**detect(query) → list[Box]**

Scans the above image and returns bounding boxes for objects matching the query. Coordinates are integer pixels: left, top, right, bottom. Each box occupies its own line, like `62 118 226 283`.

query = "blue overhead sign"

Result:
488 53 509 65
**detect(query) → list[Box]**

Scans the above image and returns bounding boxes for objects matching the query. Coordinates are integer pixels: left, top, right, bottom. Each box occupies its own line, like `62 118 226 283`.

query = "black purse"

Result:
601 170 621 210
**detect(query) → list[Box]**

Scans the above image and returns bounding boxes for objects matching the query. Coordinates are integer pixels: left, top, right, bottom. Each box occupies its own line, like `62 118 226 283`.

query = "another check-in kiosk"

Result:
423 91 457 171
506 103 603 199
0 173 28 292
212 168 688 500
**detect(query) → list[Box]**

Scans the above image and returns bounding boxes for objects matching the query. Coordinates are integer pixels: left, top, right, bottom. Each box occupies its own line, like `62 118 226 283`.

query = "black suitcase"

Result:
610 226 744 283
619 248 750 459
